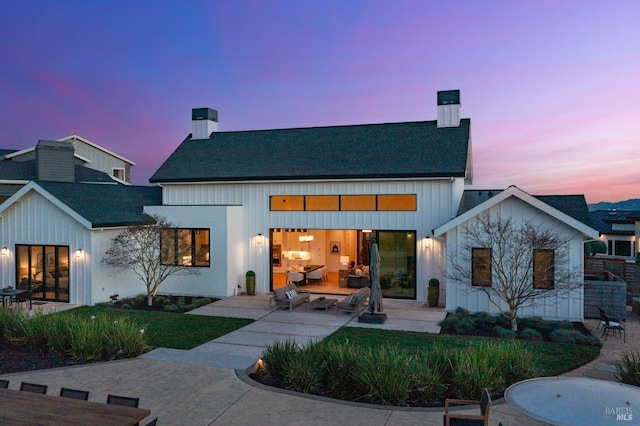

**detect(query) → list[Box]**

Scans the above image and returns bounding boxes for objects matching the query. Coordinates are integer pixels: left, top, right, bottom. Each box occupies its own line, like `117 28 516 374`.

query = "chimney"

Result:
192 108 218 139
437 90 461 128
36 140 75 182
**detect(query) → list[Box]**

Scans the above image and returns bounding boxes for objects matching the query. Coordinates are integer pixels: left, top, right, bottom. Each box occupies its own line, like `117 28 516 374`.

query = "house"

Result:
0 137 159 305
434 186 598 321
0 134 135 202
590 210 640 258
0 90 600 320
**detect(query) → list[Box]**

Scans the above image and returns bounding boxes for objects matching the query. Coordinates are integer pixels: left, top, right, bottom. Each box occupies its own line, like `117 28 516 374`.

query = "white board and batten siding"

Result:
444 197 585 321
157 177 466 300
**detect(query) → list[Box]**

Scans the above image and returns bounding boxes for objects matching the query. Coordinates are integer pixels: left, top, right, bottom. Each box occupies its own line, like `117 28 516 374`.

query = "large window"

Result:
472 248 492 287
16 245 69 302
533 249 554 289
160 229 210 267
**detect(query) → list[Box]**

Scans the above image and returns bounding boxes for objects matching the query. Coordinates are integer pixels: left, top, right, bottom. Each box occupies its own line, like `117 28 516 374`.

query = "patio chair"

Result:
0 379 9 388
444 388 491 426
144 418 158 426
20 382 47 394
13 290 32 310
107 394 140 407
596 305 621 330
601 311 625 342
60 387 90 400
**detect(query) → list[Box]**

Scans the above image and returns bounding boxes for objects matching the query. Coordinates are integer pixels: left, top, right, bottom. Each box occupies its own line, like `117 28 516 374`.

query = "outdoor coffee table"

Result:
307 298 337 312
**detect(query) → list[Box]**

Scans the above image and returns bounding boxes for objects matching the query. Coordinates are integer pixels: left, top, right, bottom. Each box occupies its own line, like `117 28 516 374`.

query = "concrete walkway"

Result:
0 295 565 425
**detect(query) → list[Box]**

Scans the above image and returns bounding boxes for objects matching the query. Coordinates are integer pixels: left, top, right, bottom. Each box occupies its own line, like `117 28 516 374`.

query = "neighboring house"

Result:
0 134 135 202
590 210 640 258
0 138 158 305
433 186 598 321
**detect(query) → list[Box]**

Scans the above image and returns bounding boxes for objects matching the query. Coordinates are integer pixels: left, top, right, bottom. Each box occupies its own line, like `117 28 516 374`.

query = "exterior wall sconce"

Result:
256 233 264 245
1 247 7 256
424 236 431 248
75 249 83 258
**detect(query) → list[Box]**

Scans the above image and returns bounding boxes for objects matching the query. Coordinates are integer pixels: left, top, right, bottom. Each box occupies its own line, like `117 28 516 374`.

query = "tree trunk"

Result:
147 293 153 307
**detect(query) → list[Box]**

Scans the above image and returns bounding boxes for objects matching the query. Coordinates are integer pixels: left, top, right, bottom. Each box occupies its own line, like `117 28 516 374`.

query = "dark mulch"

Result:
108 295 216 313
0 345 84 375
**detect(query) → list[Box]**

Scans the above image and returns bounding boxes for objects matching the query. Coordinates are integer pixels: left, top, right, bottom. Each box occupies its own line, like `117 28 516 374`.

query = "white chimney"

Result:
192 108 218 139
437 90 461 128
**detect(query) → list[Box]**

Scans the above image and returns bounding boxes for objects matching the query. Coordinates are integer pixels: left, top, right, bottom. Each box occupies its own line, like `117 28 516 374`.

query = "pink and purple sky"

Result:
1 0 638 203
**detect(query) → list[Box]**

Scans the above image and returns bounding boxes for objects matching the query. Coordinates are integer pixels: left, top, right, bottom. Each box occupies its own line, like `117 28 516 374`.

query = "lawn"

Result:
325 327 600 376
65 306 253 350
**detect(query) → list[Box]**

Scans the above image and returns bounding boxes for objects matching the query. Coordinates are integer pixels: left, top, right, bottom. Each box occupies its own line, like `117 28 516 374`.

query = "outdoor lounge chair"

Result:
600 310 625 342
443 388 491 426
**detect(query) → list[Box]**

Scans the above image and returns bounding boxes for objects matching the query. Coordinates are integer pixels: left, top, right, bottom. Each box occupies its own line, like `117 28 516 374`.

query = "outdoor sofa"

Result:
270 283 310 311
336 287 369 314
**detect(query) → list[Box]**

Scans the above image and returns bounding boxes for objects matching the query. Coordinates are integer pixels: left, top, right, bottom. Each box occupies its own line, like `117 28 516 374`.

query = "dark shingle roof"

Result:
36 182 162 228
458 190 593 228
0 159 116 184
150 119 471 183
590 210 640 235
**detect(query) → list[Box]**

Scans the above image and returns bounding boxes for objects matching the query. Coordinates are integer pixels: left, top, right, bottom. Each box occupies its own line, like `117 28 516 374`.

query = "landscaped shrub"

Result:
257 338 537 406
519 316 556 337
519 328 543 341
493 326 517 339
615 350 640 387
549 328 586 344
439 315 476 335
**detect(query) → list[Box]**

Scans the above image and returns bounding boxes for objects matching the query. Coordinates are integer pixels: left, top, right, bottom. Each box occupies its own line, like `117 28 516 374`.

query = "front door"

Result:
16 245 70 302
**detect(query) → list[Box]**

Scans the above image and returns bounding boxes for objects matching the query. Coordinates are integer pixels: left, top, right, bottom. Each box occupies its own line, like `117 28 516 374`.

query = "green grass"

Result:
325 327 599 376
64 306 253 350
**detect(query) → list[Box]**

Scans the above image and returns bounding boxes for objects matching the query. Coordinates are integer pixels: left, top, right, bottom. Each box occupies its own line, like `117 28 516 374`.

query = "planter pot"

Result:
246 276 256 296
428 285 439 307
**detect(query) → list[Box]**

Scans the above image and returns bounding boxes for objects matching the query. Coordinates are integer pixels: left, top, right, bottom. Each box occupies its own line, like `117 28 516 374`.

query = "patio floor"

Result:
141 293 445 370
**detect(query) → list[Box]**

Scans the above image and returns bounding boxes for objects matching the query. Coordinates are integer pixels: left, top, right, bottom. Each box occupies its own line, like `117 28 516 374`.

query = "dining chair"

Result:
60 387 90 400
287 272 305 286
307 269 323 285
0 379 9 388
13 290 32 310
20 382 47 394
107 394 140 407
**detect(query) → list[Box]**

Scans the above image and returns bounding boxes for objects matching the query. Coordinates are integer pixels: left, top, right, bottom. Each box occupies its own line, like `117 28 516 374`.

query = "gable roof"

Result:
0 182 162 229
435 186 598 238
590 210 640 235
150 119 472 183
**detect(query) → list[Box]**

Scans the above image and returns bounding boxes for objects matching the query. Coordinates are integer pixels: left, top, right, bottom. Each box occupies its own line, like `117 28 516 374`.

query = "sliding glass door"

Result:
377 231 416 299
16 245 70 302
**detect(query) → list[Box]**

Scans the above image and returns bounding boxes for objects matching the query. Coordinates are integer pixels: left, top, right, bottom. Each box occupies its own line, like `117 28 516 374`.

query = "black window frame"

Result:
160 228 210 267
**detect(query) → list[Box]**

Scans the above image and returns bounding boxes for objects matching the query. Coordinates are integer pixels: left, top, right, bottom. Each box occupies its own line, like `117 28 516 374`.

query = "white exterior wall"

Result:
156 177 464 300
0 191 92 304
70 140 129 179
444 197 585 321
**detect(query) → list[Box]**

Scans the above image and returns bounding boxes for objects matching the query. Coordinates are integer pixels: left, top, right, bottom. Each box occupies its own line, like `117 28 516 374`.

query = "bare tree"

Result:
447 213 583 331
103 216 200 306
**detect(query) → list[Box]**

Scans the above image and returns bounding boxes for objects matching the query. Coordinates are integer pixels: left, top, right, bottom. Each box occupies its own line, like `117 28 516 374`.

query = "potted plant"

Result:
428 278 439 307
246 270 256 296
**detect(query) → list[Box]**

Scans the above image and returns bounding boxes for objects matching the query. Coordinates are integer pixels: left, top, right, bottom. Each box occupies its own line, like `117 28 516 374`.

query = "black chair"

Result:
20 382 47 394
144 418 158 426
13 290 32 310
60 387 89 400
107 394 140 407
601 311 626 342
0 379 9 388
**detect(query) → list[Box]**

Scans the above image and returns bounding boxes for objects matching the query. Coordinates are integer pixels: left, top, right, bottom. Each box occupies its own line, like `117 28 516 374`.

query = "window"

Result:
614 240 632 257
15 245 69 302
533 249 554 289
112 168 125 181
270 194 417 211
472 248 491 286
160 229 210 267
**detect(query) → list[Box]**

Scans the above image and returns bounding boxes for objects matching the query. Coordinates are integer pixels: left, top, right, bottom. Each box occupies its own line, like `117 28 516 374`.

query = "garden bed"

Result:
99 294 216 313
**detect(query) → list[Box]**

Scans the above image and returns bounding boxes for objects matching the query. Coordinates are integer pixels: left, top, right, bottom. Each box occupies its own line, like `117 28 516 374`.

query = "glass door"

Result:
16 245 70 302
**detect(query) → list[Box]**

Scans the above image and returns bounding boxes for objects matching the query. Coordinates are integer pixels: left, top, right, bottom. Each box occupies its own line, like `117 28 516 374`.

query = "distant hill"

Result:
589 198 640 212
